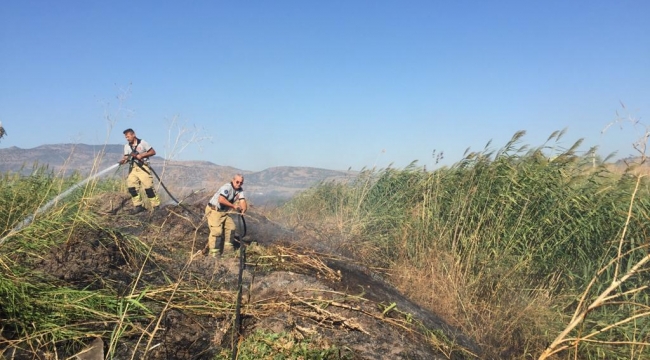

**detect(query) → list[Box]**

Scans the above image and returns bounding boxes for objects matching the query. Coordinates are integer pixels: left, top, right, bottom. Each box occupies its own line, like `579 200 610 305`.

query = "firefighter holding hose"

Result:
119 128 161 214
206 174 247 257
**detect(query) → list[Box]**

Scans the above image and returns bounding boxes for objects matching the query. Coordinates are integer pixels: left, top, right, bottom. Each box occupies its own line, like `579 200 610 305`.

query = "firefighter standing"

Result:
119 128 161 214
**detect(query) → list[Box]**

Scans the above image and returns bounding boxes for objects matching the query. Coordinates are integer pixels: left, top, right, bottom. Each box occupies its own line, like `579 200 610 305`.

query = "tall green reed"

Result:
281 130 650 358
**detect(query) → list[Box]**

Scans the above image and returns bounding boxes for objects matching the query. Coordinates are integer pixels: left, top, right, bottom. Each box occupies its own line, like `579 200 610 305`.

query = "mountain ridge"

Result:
0 143 357 204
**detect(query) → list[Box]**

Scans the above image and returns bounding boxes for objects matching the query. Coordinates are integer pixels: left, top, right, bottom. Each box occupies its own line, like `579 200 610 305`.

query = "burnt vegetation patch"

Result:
1 191 477 359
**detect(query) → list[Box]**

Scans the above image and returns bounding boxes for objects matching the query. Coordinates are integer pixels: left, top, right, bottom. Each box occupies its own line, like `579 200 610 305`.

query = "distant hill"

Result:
0 144 357 205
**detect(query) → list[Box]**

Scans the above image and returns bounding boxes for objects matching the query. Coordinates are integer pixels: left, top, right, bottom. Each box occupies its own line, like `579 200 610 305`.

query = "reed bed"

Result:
281 130 650 359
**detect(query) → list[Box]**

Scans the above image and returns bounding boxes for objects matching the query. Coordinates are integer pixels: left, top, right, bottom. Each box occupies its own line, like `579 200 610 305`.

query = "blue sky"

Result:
1 1 648 171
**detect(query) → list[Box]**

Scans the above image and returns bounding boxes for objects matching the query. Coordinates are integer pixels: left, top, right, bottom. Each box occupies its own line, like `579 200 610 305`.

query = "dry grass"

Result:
389 254 464 329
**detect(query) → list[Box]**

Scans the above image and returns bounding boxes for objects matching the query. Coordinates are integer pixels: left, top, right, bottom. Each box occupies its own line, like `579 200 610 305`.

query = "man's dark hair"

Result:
123 128 135 135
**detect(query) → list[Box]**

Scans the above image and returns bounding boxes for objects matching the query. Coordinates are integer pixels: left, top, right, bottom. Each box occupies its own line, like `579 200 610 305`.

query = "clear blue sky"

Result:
1 1 648 171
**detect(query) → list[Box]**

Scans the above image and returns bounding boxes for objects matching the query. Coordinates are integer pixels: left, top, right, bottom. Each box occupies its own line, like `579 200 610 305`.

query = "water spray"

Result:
0 163 120 245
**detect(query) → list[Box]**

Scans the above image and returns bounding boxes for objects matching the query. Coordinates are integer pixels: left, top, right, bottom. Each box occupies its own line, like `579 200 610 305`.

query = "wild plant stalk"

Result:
154 115 212 200
538 175 650 358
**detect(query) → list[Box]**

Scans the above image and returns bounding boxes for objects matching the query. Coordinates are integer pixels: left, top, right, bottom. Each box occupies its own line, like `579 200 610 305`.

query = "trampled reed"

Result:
0 165 349 359
0 165 153 357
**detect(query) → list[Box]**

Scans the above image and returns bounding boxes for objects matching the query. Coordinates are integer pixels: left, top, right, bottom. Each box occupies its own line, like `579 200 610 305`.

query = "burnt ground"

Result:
1 192 481 360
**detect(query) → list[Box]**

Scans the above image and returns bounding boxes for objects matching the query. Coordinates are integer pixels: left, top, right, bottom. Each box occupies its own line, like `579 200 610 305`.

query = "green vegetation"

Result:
0 167 148 355
280 130 650 359
218 330 352 360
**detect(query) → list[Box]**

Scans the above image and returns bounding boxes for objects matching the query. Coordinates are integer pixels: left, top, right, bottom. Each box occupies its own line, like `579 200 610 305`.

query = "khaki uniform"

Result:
124 138 161 209
127 164 160 207
126 164 160 207
205 204 237 255
205 181 245 256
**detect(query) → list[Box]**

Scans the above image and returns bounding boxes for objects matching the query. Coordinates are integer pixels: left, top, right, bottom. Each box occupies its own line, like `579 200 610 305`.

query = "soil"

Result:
1 192 481 360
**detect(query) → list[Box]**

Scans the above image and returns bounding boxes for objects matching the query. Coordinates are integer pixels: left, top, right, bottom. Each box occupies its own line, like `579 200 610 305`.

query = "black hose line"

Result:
146 164 203 220
147 164 180 203
231 212 247 360
236 213 247 238
232 236 246 360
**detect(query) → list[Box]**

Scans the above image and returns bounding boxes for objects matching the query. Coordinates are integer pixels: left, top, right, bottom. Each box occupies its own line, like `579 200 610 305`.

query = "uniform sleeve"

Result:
124 144 131 156
237 190 246 200
218 184 231 198
209 184 229 204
